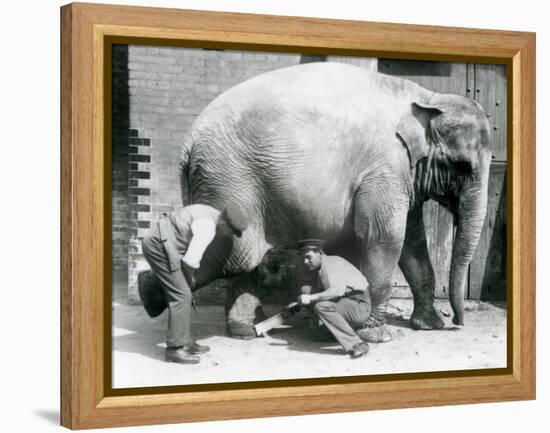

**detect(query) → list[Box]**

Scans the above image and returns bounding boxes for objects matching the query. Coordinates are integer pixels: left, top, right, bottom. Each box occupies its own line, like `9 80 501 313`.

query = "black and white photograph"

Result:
111 46 507 389
4 0 547 430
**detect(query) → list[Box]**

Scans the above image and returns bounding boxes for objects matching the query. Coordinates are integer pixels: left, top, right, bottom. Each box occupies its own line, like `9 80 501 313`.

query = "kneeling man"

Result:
297 239 371 359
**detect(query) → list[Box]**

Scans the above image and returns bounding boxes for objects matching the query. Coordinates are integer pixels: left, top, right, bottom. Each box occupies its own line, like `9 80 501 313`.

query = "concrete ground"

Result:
112 279 507 389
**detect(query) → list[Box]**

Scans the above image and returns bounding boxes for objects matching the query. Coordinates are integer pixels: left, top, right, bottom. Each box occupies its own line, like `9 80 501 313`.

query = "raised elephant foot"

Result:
226 321 257 340
357 325 392 343
225 274 267 339
226 303 267 339
410 307 445 330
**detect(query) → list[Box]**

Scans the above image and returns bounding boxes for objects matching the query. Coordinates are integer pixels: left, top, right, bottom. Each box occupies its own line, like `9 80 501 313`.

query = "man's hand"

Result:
298 294 312 306
181 259 197 290
281 301 301 319
300 285 313 295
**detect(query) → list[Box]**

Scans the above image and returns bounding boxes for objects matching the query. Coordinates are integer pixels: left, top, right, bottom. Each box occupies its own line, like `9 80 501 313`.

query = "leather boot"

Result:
165 347 200 364
349 341 370 359
183 342 210 354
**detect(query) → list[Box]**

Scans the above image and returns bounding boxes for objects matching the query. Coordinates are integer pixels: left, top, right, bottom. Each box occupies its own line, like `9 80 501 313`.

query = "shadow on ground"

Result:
34 410 59 425
113 302 230 362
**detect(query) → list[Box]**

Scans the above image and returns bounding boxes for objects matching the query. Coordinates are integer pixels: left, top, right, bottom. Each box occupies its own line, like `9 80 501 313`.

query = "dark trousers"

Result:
141 223 192 348
311 298 371 352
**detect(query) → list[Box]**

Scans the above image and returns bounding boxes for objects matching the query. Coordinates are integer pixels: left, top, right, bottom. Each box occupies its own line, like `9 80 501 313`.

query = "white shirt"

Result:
181 217 217 269
318 255 369 297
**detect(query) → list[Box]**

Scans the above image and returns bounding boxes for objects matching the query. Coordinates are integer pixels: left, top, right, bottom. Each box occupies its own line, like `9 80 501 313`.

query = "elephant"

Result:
178 61 492 340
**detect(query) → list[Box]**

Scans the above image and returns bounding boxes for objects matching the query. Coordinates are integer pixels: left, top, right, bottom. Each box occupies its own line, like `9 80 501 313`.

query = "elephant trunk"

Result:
448 154 491 325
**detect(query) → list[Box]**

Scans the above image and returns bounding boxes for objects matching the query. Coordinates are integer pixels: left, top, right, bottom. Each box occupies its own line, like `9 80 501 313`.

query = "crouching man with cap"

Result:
297 239 371 359
141 203 248 364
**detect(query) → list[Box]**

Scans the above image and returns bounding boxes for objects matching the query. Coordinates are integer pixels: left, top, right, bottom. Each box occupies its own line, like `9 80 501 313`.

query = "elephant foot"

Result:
357 325 392 343
226 321 257 340
224 274 266 339
452 315 465 326
226 304 266 339
410 307 445 330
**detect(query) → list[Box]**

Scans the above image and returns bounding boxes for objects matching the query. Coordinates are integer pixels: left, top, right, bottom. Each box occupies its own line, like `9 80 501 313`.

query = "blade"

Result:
254 313 287 336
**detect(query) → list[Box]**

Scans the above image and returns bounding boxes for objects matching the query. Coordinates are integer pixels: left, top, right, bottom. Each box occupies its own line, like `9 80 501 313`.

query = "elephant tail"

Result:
179 131 195 205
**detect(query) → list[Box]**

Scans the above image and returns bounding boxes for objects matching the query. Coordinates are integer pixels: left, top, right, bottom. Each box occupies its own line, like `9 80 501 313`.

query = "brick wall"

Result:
111 45 130 271
127 47 304 215
126 129 153 303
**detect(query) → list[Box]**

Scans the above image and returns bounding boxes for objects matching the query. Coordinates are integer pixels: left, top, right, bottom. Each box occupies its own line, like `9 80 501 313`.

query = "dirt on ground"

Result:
112 293 507 389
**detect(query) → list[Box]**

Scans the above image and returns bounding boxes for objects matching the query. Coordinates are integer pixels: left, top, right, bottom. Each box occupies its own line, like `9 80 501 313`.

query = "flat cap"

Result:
297 239 326 251
222 203 249 233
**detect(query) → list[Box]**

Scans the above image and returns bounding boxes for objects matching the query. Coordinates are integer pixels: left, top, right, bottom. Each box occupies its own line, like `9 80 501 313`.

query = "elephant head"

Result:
397 93 492 325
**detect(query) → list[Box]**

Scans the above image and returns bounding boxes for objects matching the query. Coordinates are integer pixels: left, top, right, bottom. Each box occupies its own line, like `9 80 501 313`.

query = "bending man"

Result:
141 203 248 364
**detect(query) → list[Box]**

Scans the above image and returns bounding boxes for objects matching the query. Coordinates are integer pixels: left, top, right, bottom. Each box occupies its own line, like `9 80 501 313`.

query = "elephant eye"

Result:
454 160 473 176
269 263 281 273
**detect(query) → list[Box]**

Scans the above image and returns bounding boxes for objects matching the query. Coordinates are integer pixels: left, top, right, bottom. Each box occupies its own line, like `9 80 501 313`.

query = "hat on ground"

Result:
138 270 168 318
297 239 326 252
222 203 248 234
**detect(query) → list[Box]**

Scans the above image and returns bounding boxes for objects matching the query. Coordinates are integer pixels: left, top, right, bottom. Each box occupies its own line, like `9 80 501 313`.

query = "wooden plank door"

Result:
468 64 508 300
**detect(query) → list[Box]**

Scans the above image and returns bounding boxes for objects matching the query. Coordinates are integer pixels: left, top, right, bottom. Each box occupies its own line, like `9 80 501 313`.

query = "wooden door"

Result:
468 64 508 300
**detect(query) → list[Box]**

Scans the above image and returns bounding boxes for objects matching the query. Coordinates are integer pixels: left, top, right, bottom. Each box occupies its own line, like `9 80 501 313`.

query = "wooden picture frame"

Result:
60 2 536 429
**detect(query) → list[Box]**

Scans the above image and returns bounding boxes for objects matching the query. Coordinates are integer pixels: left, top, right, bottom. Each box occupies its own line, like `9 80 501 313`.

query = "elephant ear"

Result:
397 102 443 168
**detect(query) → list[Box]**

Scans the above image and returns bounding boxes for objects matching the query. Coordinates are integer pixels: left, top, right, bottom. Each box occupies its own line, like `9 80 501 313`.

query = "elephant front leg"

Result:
354 188 409 343
356 242 401 343
399 206 445 330
224 272 267 339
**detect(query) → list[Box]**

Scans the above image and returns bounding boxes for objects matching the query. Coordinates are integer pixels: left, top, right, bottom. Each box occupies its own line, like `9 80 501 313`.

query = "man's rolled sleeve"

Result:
331 285 348 297
181 218 216 269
